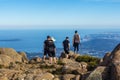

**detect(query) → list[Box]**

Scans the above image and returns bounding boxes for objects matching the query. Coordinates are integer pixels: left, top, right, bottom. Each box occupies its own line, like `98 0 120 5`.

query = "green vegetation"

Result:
52 67 63 75
0 64 4 69
57 60 65 65
40 64 55 69
75 55 100 71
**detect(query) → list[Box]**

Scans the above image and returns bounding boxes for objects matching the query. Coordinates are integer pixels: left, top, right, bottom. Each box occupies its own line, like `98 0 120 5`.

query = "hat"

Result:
66 36 69 39
47 35 51 39
51 37 56 42
75 30 78 33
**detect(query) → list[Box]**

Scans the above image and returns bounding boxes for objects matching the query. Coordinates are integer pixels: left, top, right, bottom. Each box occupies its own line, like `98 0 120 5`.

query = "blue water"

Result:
0 29 120 58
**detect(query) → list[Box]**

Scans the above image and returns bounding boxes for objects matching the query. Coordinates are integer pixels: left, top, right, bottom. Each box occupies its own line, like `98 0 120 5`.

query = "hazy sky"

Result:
0 0 120 29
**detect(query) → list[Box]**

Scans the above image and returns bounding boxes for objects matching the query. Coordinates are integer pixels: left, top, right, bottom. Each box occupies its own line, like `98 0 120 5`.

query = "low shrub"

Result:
75 55 100 71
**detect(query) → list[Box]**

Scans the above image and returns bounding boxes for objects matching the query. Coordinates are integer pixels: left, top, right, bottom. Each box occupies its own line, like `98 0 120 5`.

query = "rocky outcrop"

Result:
0 48 22 62
100 52 111 66
96 44 120 80
60 51 80 59
29 57 42 64
0 54 13 67
19 52 29 63
34 73 54 80
0 69 22 80
110 43 120 80
0 48 84 80
61 74 76 80
0 48 28 67
2 44 120 80
61 58 87 75
86 66 109 80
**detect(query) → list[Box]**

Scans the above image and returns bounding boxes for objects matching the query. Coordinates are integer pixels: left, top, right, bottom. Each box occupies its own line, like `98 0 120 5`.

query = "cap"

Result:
51 37 56 42
47 35 51 39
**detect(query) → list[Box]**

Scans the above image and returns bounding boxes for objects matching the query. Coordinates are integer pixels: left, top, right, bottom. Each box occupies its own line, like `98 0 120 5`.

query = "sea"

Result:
0 29 120 59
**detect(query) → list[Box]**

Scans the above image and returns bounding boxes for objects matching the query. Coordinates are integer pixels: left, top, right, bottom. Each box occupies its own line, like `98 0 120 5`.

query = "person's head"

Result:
47 35 51 40
75 30 78 34
66 36 69 40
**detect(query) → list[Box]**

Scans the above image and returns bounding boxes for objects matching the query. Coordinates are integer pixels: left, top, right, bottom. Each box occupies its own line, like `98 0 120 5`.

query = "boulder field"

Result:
0 43 120 80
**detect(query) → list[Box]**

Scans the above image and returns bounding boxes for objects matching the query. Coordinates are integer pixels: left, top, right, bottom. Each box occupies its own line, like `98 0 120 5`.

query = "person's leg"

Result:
43 55 46 61
77 43 79 53
53 51 56 64
53 57 56 64
43 50 47 61
64 48 66 53
65 50 69 58
49 57 52 64
48 52 53 64
74 43 77 53
73 43 75 53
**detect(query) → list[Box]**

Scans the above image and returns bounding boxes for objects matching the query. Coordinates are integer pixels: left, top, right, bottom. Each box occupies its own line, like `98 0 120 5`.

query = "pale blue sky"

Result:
0 0 120 29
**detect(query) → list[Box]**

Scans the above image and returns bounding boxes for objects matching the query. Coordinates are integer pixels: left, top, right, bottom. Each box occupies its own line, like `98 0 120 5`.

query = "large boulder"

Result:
0 77 8 80
100 52 111 66
60 51 80 59
86 66 109 80
0 48 28 67
29 57 42 64
110 44 120 80
61 74 76 80
0 54 13 67
34 73 54 80
61 74 81 80
0 48 22 62
0 69 22 80
68 51 80 59
18 52 29 63
61 58 87 74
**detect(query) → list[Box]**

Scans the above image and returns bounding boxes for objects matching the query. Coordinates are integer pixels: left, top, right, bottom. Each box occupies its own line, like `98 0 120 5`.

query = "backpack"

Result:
63 40 69 48
74 34 80 43
46 40 55 52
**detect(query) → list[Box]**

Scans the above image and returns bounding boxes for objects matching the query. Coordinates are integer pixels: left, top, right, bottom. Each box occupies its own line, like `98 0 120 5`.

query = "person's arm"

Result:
54 48 56 53
62 41 64 47
79 35 80 44
72 35 75 46
43 41 46 50
68 43 70 49
53 43 56 53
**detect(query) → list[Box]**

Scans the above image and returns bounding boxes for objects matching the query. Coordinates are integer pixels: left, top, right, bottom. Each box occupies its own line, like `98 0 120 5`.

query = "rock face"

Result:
34 73 54 80
0 48 21 67
1 44 120 80
86 66 109 80
0 69 22 80
92 43 120 80
0 48 22 61
60 51 80 59
110 43 120 80
61 58 87 75
29 57 42 64
100 52 111 66
19 52 29 63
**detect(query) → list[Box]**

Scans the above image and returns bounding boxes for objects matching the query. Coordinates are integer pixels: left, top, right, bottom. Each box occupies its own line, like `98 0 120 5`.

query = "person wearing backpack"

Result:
73 30 80 53
43 35 56 64
63 37 70 58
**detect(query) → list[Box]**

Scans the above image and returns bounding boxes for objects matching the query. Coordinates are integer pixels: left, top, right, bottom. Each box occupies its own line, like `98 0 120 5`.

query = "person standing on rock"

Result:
43 35 56 64
73 30 80 53
63 37 70 58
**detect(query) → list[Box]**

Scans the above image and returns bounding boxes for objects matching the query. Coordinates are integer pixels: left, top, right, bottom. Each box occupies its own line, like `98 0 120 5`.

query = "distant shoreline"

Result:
0 39 21 42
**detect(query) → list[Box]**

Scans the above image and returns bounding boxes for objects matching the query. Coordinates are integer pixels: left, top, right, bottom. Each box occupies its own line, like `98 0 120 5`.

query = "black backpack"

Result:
63 40 69 48
46 40 55 52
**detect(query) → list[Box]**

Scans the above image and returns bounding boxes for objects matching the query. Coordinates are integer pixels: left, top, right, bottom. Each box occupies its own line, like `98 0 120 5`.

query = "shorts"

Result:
44 49 48 55
64 48 69 54
48 51 56 57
